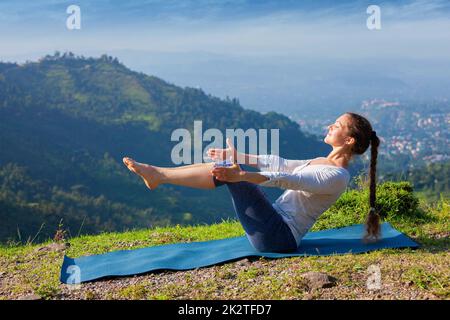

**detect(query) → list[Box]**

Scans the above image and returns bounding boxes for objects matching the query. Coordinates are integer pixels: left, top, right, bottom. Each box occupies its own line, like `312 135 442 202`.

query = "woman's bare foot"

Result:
122 157 163 190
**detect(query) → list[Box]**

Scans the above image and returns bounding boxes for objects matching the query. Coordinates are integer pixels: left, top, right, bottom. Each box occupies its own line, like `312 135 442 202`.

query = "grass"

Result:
0 181 448 300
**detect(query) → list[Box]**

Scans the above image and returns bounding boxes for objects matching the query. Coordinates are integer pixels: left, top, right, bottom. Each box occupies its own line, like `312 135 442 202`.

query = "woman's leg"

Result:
123 157 217 190
123 157 297 252
213 171 298 253
161 162 217 189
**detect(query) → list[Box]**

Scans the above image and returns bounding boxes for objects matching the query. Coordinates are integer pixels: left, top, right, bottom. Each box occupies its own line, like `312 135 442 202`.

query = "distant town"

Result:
295 99 450 170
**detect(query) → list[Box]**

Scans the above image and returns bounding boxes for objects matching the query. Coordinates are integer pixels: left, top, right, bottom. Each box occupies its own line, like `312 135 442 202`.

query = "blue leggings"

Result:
213 166 298 253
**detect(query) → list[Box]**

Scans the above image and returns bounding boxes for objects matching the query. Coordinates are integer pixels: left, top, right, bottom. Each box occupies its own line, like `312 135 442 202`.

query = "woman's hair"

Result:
345 112 381 242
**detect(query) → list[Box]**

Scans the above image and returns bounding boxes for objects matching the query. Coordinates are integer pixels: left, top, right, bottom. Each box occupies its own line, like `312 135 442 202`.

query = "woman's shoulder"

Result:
304 164 351 188
306 158 349 172
309 157 346 167
321 165 351 182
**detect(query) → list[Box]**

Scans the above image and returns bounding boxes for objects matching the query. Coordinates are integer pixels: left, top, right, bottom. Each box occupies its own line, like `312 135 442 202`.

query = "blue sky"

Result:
1 0 449 59
1 0 449 116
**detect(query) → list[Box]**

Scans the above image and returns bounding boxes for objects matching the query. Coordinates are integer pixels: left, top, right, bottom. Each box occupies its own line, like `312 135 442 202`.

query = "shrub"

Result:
313 179 424 231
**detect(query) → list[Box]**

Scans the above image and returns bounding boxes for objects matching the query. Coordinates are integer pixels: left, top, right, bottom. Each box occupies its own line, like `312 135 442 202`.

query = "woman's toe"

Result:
123 157 134 166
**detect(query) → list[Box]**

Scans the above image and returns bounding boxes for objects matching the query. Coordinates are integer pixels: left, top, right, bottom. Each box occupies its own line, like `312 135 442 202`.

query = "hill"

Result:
381 161 450 203
0 52 332 243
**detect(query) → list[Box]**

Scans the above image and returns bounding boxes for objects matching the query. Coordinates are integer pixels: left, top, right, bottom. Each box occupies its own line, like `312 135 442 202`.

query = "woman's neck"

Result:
326 148 352 169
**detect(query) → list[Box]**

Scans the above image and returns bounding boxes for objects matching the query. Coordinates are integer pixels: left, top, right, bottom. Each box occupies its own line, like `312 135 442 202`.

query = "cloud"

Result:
0 0 449 60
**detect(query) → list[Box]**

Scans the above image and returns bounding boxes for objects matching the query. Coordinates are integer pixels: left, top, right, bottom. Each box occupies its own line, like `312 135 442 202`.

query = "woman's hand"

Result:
210 161 246 183
207 138 238 162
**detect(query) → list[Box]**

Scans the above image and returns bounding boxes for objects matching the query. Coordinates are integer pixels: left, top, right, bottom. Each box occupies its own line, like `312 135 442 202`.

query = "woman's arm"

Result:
256 154 310 173
236 152 259 168
258 167 349 194
207 138 309 171
210 163 269 184
241 171 270 184
211 164 349 195
207 138 260 168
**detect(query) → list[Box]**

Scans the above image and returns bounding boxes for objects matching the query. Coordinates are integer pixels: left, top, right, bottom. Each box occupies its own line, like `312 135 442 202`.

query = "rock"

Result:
301 272 337 289
302 292 314 300
18 294 42 300
235 258 251 267
36 242 67 253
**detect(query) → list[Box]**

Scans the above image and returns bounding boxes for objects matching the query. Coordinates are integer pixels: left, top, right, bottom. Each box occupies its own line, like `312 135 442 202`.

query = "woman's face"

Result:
324 114 354 148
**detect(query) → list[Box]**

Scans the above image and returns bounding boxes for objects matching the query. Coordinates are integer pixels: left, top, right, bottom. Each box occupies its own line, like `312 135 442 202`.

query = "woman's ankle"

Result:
156 167 169 184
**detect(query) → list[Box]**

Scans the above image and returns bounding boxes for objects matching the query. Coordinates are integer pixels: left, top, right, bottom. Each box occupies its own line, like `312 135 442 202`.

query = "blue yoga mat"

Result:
60 222 419 284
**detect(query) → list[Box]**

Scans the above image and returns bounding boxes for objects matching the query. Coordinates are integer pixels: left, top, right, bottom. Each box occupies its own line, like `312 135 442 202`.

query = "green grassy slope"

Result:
0 181 448 300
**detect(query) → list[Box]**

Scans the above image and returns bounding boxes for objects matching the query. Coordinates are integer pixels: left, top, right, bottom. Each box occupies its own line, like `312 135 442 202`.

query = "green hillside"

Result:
381 161 450 203
0 53 331 244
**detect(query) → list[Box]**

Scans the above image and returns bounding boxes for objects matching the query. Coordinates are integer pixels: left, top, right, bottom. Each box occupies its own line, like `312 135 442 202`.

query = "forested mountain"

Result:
381 161 450 202
0 53 331 243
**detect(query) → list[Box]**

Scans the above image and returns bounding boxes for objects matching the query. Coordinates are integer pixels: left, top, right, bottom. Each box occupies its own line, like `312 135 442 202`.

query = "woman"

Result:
122 112 381 253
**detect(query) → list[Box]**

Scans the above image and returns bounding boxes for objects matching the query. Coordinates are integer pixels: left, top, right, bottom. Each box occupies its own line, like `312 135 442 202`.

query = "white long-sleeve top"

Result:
256 154 350 247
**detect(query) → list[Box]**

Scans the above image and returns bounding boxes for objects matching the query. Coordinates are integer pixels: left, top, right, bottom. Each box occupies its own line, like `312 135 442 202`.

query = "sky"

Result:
1 0 449 59
0 0 449 116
